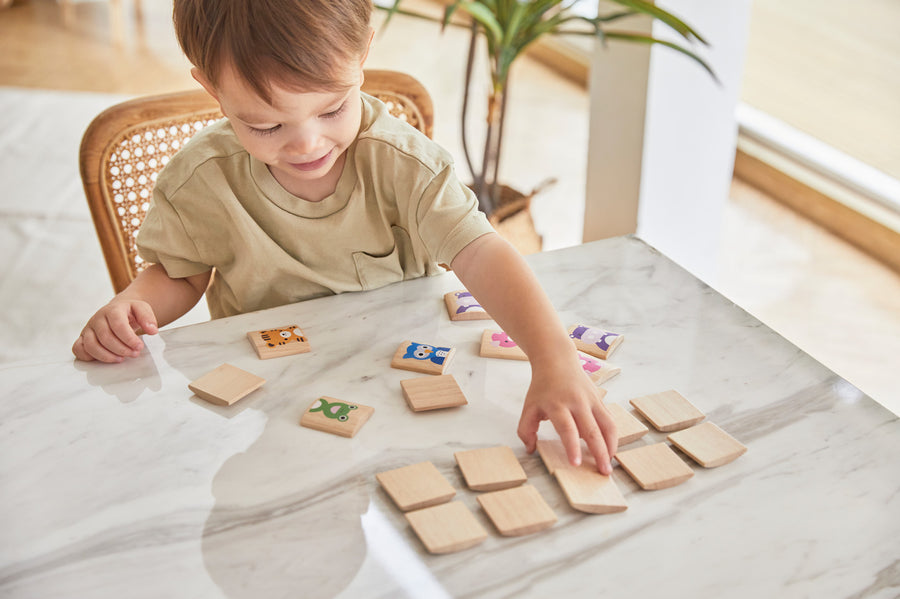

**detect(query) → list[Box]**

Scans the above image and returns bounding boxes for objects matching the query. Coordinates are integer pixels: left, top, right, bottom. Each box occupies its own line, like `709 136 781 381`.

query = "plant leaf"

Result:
457 1 505 43
605 0 708 44
603 30 718 83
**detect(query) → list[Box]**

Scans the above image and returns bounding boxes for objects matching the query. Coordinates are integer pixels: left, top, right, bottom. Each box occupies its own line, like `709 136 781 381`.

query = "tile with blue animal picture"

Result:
300 396 374 438
391 340 456 375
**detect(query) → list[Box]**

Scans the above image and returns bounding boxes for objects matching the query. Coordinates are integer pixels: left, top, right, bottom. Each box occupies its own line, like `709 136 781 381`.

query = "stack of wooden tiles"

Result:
537 439 627 514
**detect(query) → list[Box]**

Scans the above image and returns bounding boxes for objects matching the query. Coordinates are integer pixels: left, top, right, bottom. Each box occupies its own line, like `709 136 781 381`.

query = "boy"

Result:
72 0 618 473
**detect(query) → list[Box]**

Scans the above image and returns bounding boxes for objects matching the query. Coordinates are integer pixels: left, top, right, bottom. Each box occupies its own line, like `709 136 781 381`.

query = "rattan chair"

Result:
79 69 435 294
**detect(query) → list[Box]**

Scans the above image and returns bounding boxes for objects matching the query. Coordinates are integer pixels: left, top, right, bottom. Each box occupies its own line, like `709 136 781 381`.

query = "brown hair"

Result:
174 0 373 102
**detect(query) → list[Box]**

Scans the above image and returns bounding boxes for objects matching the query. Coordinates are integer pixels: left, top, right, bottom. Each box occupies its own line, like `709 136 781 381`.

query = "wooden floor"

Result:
1 0 897 413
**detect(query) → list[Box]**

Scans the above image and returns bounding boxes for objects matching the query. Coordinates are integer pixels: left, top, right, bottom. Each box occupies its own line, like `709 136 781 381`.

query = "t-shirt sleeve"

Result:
136 187 212 279
415 164 495 265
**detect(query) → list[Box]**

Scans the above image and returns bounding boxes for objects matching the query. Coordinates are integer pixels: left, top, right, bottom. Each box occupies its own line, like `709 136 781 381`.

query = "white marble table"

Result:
2 236 898 598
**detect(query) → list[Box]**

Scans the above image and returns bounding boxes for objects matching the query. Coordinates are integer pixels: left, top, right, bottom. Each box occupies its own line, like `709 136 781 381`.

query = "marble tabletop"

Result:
1 236 897 599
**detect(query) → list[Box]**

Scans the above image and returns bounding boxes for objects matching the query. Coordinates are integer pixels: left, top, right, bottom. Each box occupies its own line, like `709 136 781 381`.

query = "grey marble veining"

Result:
1 236 897 599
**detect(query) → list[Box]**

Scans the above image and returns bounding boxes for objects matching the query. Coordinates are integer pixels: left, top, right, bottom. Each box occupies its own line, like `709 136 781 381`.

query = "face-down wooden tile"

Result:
391 340 455 375
405 501 488 554
667 422 747 468
536 438 597 475
400 375 468 412
300 396 374 438
454 446 527 491
188 363 265 406
554 466 628 514
246 324 311 359
476 485 557 536
629 389 705 432
568 324 624 359
606 403 650 446
615 442 694 490
376 461 456 511
444 290 492 321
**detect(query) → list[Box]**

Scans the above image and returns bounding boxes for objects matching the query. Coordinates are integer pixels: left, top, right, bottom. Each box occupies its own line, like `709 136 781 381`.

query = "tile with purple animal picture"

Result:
444 290 492 321
568 324 624 359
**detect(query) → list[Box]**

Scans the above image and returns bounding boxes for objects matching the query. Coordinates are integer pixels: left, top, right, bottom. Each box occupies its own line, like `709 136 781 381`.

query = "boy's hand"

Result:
517 359 618 475
72 299 159 363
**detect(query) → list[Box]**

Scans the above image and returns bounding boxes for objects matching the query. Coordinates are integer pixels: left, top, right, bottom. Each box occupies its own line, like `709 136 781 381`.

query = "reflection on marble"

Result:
1 237 897 598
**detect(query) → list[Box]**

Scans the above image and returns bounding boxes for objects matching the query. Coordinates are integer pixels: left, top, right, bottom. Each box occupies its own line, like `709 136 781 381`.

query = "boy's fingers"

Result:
550 412 583 467
574 409 612 475
593 403 619 460
516 407 542 454
106 311 144 353
131 302 158 335
72 336 95 362
78 329 124 363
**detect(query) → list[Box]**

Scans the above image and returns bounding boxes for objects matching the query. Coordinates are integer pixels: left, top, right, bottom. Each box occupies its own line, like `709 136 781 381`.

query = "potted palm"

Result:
381 0 715 250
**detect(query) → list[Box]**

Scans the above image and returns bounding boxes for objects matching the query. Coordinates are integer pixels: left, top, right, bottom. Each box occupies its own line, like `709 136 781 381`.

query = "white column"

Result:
584 1 752 284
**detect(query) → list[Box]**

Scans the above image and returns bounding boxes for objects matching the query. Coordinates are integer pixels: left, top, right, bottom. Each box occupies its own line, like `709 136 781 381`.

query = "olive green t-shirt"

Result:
137 93 494 319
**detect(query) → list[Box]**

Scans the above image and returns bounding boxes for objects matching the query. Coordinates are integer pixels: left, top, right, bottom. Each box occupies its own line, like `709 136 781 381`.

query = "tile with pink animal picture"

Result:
577 351 621 385
479 330 528 361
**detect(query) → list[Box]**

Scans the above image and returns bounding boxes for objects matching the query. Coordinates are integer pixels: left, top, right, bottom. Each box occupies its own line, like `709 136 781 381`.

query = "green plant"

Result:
381 0 715 216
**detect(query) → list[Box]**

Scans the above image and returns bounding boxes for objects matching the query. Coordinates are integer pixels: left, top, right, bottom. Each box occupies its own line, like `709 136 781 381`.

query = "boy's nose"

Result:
284 131 321 157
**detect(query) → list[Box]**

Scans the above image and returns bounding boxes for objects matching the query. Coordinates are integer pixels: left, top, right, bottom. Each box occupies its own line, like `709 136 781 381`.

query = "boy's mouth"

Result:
288 149 333 172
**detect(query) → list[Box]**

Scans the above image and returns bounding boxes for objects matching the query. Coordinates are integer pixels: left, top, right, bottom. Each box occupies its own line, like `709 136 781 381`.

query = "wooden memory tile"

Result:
400 375 468 412
299 397 373 438
536 439 596 475
476 484 557 536
479 329 528 361
606 403 650 446
629 389 705 432
577 351 621 385
615 443 694 490
568 324 624 359
554 466 628 514
444 290 492 321
391 340 455 375
188 363 265 406
376 461 456 511
454 446 527 491
246 324 310 359
667 422 747 468
405 501 488 554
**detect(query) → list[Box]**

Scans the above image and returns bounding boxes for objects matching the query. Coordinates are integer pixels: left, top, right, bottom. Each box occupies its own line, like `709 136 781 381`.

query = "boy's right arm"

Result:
72 264 211 363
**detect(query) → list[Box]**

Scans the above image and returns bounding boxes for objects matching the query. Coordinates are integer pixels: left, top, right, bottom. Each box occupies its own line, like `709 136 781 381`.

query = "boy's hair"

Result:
174 0 373 103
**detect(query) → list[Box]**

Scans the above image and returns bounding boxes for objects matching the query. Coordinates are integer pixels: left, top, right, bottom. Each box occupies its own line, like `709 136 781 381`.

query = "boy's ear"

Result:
191 67 222 105
360 28 375 66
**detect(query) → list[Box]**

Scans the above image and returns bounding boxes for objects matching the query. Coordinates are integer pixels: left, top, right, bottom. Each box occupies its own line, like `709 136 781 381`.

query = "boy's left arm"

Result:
450 233 618 474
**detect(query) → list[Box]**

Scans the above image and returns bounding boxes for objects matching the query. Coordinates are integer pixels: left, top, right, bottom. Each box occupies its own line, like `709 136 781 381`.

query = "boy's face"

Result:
206 63 364 200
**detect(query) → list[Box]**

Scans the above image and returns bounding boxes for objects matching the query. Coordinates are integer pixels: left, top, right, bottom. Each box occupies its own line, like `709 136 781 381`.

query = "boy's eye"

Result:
321 102 347 119
249 124 281 136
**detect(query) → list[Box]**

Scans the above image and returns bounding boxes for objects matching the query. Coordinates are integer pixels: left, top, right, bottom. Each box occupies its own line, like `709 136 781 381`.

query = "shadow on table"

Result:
199 400 369 598
73 347 163 404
